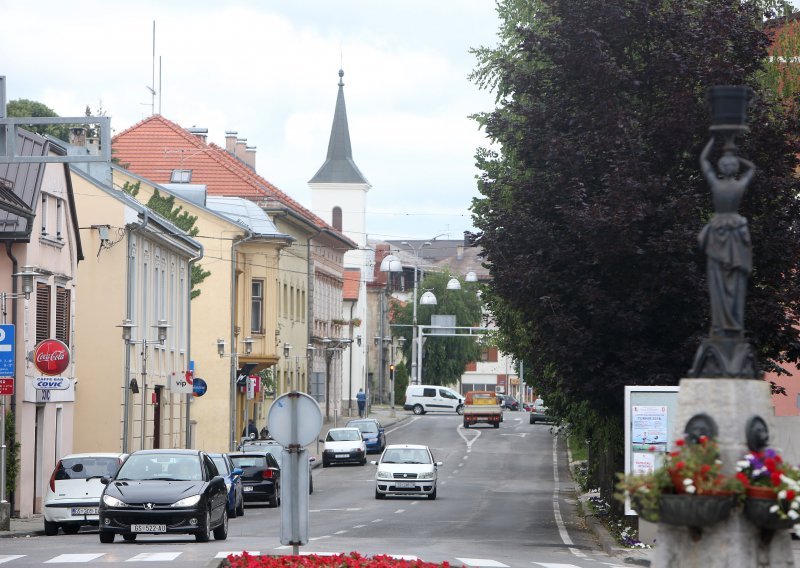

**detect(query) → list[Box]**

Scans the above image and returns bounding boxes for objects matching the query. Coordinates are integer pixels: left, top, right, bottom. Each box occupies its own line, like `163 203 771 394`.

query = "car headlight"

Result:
171 494 201 507
418 471 434 480
376 470 392 480
102 494 128 508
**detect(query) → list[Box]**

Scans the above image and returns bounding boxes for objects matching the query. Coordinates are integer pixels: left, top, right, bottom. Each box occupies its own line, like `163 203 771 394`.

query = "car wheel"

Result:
456 405 464 415
493 423 500 429
213 508 228 541
229 502 237 519
413 404 424 415
122 533 137 542
195 510 211 542
62 524 80 535
44 519 59 536
322 459 329 468
268 488 279 508
99 530 115 544
375 489 385 500
361 457 367 466
530 416 535 424
428 486 437 500
463 421 469 428
236 492 245 516
309 477 314 494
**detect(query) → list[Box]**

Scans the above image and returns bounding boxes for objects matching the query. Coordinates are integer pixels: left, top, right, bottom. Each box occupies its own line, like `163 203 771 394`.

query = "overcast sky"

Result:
1 0 501 241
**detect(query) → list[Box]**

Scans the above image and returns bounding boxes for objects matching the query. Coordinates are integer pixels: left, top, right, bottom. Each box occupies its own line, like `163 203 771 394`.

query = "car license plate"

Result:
335 454 349 458
70 507 98 515
244 486 254 492
131 524 166 533
396 482 415 488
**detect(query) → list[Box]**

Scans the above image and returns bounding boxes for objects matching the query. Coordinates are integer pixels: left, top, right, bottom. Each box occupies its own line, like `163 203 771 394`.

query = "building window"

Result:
251 279 263 334
56 198 63 240
332 206 342 231
56 286 71 344
170 169 192 183
36 282 51 342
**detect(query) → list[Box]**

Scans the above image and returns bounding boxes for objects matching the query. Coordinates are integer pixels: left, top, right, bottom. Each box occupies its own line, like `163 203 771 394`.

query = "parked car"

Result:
320 427 367 467
208 453 244 518
228 452 281 507
530 398 554 424
500 394 520 411
372 444 442 500
98 449 228 543
44 452 127 536
345 418 386 453
240 439 314 494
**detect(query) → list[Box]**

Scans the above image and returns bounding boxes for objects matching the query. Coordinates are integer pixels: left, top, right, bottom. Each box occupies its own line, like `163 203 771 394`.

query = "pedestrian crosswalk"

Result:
0 552 633 567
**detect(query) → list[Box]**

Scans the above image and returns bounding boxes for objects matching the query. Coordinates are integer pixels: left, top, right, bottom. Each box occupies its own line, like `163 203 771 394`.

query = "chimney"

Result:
186 127 208 143
225 131 238 154
244 145 256 170
235 138 247 162
69 127 86 147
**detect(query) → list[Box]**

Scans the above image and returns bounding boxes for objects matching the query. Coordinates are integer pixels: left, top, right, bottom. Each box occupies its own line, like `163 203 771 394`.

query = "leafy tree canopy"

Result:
390 270 483 386
470 0 800 429
6 99 69 141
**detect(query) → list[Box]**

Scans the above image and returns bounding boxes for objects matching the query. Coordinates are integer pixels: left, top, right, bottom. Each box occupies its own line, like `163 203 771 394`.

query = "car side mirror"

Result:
232 468 243 476
435 462 443 467
100 476 110 485
370 461 378 465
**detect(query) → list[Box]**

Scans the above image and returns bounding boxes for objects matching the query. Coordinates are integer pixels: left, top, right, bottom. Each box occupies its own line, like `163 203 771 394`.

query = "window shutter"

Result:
56 286 71 344
36 283 51 343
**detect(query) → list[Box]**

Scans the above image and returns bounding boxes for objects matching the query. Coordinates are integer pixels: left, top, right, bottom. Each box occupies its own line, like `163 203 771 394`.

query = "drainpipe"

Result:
347 301 355 412
185 244 203 449
306 230 321 393
124 210 149 453
4 242 18 514
229 229 254 451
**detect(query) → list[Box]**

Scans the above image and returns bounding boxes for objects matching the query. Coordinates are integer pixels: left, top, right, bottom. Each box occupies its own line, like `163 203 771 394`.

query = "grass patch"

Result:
567 432 588 461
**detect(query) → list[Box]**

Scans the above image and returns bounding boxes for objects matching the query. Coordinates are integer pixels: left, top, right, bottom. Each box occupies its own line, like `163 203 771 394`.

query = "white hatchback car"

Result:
372 444 442 500
320 427 367 467
44 452 127 535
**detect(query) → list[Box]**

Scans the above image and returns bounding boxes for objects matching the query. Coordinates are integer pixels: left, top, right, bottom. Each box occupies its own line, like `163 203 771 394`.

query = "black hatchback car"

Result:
98 449 228 543
228 452 281 507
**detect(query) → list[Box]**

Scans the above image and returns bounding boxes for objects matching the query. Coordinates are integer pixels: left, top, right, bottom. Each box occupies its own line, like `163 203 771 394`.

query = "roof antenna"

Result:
145 20 157 116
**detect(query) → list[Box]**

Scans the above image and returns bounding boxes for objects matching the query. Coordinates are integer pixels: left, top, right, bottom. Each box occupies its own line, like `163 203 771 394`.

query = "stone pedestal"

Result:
654 378 794 567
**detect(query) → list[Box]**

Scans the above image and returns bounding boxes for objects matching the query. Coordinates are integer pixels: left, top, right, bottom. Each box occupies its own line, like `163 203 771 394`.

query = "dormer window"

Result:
170 169 192 183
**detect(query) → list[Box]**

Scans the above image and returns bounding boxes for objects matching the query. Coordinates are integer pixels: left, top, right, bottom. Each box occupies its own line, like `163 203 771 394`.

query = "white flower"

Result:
736 460 750 469
789 510 799 521
683 478 693 486
685 485 696 494
779 490 788 500
770 505 780 514
792 500 799 510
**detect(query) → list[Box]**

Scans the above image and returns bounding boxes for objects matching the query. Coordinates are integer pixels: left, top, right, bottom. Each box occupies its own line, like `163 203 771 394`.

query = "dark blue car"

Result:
209 454 244 518
346 418 386 454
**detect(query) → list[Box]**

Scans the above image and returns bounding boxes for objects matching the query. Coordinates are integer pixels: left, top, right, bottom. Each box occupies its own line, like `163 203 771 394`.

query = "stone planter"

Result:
744 490 796 531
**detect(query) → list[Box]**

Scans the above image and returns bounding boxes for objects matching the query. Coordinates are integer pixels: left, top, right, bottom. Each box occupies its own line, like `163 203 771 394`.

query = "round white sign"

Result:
267 392 323 447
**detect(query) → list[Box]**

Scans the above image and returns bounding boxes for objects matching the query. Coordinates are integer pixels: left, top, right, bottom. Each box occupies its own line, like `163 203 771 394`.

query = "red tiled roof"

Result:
112 115 349 240
343 270 361 301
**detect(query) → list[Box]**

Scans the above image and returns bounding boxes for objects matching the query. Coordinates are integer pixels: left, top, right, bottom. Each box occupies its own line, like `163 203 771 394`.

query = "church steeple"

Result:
309 69 370 185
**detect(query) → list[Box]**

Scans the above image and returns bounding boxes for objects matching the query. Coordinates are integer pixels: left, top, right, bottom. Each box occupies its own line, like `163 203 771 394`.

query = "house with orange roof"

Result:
111 115 357 426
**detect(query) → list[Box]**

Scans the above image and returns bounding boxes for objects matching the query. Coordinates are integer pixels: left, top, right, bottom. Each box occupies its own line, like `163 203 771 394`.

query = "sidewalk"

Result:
0 405 406 539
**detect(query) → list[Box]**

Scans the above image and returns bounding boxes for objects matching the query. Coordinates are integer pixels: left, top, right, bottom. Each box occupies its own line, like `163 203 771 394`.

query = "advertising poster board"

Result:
624 385 680 515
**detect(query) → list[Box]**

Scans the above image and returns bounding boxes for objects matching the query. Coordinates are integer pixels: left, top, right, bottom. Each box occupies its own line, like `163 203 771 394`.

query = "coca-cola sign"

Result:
33 339 71 376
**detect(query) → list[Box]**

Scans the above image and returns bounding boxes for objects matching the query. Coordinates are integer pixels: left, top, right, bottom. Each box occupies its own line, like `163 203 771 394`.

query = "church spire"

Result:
309 69 369 185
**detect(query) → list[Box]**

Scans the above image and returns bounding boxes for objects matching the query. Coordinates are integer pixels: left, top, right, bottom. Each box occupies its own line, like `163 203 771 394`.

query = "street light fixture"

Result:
119 318 170 452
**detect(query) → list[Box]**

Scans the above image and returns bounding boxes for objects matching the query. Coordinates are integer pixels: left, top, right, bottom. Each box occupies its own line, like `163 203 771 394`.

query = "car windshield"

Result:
230 455 269 469
56 457 122 480
348 421 378 434
327 429 361 442
381 449 431 464
117 454 201 481
211 457 230 475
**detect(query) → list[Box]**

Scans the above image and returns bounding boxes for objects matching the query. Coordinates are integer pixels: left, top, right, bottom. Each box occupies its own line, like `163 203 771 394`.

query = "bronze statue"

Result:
698 137 755 339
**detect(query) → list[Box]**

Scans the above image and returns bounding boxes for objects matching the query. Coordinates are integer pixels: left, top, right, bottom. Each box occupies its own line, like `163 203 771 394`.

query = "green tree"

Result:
470 0 800 502
122 182 210 299
6 99 70 141
391 271 483 386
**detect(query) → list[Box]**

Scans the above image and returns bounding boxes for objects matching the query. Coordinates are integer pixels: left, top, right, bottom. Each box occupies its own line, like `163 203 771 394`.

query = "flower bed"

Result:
736 447 800 525
226 551 450 568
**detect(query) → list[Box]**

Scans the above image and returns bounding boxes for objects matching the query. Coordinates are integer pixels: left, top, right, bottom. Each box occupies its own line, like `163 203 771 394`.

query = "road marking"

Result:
126 552 182 562
500 433 527 438
386 417 420 434
0 557 25 565
308 536 331 541
215 551 260 558
334 530 348 534
371 518 383 523
46 554 104 563
456 558 509 567
533 564 583 567
457 426 481 448
352 524 366 528
394 509 405 514
389 555 419 560
550 435 578 556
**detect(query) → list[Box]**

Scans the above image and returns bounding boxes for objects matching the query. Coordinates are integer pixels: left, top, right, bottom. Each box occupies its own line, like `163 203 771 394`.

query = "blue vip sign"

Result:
0 324 15 377
192 377 207 397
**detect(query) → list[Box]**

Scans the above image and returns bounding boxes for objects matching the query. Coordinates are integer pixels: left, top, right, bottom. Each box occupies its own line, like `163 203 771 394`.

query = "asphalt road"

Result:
0 412 638 567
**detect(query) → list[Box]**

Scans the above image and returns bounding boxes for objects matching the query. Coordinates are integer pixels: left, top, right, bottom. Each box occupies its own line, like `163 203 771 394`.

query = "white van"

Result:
404 385 465 415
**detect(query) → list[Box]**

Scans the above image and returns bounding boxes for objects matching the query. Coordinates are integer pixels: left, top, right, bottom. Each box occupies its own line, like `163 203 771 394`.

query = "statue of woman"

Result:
698 137 755 338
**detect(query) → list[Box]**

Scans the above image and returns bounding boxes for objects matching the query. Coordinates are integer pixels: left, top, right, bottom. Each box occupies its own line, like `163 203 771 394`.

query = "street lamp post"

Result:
119 318 170 452
217 336 253 451
399 241 433 385
389 337 406 418
0 267 36 519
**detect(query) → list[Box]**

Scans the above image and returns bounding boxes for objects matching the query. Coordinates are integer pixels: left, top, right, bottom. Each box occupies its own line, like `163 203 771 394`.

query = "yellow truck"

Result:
463 391 502 428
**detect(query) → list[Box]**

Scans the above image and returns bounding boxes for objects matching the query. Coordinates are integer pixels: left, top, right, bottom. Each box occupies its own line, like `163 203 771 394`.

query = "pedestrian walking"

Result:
242 418 258 440
356 388 366 417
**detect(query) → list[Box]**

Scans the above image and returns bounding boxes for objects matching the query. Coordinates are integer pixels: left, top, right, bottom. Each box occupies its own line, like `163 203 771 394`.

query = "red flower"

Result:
764 457 777 472
736 472 749 485
675 461 685 470
771 471 783 486
676 439 685 447
788 490 797 501
700 464 712 474
698 435 708 445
